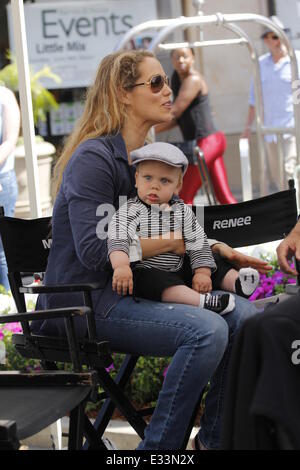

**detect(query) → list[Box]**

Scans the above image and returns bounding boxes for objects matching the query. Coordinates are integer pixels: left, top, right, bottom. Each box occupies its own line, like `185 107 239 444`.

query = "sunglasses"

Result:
130 74 170 93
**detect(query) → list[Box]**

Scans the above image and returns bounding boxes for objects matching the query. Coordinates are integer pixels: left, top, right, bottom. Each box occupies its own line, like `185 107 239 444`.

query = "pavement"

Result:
20 418 199 450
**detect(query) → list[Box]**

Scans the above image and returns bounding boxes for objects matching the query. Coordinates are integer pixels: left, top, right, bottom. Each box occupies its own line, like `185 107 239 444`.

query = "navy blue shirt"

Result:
33 133 136 337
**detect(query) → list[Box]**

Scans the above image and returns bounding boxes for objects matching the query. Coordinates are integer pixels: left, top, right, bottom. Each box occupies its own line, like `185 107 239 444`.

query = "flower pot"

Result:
14 141 55 218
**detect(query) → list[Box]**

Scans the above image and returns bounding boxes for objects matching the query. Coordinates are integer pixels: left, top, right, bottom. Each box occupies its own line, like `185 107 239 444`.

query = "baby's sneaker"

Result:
236 267 259 298
200 293 235 315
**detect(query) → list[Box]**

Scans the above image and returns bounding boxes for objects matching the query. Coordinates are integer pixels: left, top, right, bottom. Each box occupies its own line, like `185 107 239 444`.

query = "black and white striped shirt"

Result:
108 197 216 273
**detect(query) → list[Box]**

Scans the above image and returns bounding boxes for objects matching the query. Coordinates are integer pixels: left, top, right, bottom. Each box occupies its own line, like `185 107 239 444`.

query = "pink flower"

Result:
1 322 22 333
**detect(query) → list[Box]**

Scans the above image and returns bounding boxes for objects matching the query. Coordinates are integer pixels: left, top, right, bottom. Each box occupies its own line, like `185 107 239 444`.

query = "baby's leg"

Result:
162 284 203 306
221 268 259 298
161 285 235 315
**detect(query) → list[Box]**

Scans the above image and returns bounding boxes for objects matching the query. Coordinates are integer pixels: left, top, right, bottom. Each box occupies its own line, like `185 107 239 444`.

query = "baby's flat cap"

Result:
131 142 188 175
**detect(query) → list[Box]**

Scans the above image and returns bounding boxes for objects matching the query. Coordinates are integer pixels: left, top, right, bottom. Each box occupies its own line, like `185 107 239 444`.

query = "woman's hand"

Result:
212 243 272 274
140 231 186 259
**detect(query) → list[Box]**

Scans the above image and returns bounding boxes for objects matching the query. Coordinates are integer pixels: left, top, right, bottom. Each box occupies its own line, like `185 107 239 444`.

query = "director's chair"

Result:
0 208 150 450
0 179 299 450
0 305 101 450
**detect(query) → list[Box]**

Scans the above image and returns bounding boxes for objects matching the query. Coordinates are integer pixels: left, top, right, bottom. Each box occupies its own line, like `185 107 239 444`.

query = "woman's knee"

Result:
185 312 229 359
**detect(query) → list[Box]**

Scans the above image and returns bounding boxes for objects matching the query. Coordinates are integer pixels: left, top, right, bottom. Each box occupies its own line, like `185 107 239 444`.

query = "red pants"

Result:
179 131 237 205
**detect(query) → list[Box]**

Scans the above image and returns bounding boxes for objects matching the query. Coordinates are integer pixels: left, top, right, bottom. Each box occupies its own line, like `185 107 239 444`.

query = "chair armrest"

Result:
0 306 91 324
0 306 93 371
19 282 104 295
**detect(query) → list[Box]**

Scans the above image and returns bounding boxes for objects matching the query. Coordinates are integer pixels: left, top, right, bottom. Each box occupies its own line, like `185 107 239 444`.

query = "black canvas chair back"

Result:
0 213 51 273
194 183 298 248
0 212 52 333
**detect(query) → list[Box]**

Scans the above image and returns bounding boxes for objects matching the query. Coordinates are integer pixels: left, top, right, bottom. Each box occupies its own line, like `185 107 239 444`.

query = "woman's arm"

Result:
154 118 178 134
241 105 255 139
0 88 20 165
140 231 185 259
64 144 118 271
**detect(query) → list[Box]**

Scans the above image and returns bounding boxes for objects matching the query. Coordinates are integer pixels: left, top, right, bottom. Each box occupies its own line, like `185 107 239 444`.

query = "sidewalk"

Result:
20 418 199 450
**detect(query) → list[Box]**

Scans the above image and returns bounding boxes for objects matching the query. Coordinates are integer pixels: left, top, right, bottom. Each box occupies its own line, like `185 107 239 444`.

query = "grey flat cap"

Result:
131 142 189 175
261 15 289 39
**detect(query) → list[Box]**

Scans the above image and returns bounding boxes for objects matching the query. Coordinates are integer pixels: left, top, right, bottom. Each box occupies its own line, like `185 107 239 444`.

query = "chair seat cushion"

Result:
0 386 91 439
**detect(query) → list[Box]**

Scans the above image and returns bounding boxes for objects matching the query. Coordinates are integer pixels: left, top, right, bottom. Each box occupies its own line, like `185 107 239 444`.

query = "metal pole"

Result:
222 21 267 197
277 135 285 190
10 0 41 218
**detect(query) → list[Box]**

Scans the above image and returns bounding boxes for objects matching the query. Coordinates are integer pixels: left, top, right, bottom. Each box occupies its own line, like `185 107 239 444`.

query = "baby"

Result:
107 142 259 315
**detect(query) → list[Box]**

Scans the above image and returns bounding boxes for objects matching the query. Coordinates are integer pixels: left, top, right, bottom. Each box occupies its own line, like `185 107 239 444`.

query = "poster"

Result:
7 0 157 89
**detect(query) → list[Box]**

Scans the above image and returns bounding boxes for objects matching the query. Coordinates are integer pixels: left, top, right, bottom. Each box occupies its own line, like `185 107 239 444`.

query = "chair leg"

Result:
68 403 85 450
83 354 142 450
96 367 147 439
83 416 107 450
50 419 62 450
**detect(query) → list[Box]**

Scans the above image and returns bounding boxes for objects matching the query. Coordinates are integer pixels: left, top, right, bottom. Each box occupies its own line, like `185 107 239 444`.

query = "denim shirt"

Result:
34 133 137 337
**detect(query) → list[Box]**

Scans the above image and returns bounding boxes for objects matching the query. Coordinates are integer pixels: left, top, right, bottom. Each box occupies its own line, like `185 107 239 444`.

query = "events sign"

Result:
7 0 157 89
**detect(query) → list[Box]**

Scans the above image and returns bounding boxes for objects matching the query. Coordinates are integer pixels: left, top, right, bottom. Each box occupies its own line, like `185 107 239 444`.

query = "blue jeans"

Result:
95 292 258 450
0 170 18 291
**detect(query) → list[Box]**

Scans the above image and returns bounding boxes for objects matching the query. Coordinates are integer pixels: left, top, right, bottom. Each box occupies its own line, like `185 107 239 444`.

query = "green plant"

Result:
0 50 61 125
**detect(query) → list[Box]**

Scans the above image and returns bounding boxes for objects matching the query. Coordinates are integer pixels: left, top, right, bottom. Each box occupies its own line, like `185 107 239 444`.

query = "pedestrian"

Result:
0 84 20 291
242 16 300 191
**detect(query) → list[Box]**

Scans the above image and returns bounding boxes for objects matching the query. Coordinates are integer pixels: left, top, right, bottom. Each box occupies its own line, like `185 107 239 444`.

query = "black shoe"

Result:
202 293 235 315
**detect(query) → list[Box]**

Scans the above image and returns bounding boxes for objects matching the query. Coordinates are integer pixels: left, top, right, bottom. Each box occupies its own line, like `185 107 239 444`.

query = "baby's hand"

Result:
112 266 133 296
192 272 212 293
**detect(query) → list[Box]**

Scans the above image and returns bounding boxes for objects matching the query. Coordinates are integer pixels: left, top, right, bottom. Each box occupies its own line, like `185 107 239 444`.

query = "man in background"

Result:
242 16 300 192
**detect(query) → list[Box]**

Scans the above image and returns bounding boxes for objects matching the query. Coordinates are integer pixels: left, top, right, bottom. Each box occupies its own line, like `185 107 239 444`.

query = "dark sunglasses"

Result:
130 74 170 93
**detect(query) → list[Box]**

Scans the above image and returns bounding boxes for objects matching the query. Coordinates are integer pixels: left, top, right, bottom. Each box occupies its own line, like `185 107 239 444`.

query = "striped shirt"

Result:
107 196 216 273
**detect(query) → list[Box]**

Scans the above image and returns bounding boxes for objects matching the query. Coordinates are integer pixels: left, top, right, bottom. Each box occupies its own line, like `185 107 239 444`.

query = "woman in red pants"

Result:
155 47 236 205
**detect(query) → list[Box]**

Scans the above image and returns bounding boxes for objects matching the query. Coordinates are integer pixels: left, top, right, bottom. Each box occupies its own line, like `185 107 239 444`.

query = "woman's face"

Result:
125 57 172 128
171 48 194 75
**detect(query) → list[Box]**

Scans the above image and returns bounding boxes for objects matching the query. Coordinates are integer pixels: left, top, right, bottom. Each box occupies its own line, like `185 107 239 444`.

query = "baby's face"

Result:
135 160 182 205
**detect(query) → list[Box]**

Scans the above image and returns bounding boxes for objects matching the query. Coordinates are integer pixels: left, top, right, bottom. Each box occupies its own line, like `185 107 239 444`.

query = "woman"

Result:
0 85 20 290
156 47 237 205
32 50 270 450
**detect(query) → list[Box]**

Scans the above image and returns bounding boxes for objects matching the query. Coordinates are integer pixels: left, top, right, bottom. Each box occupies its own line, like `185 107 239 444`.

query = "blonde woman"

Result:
32 50 270 450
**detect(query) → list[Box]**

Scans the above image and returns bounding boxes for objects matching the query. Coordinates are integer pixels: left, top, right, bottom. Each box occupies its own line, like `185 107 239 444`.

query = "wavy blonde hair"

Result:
53 49 154 194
